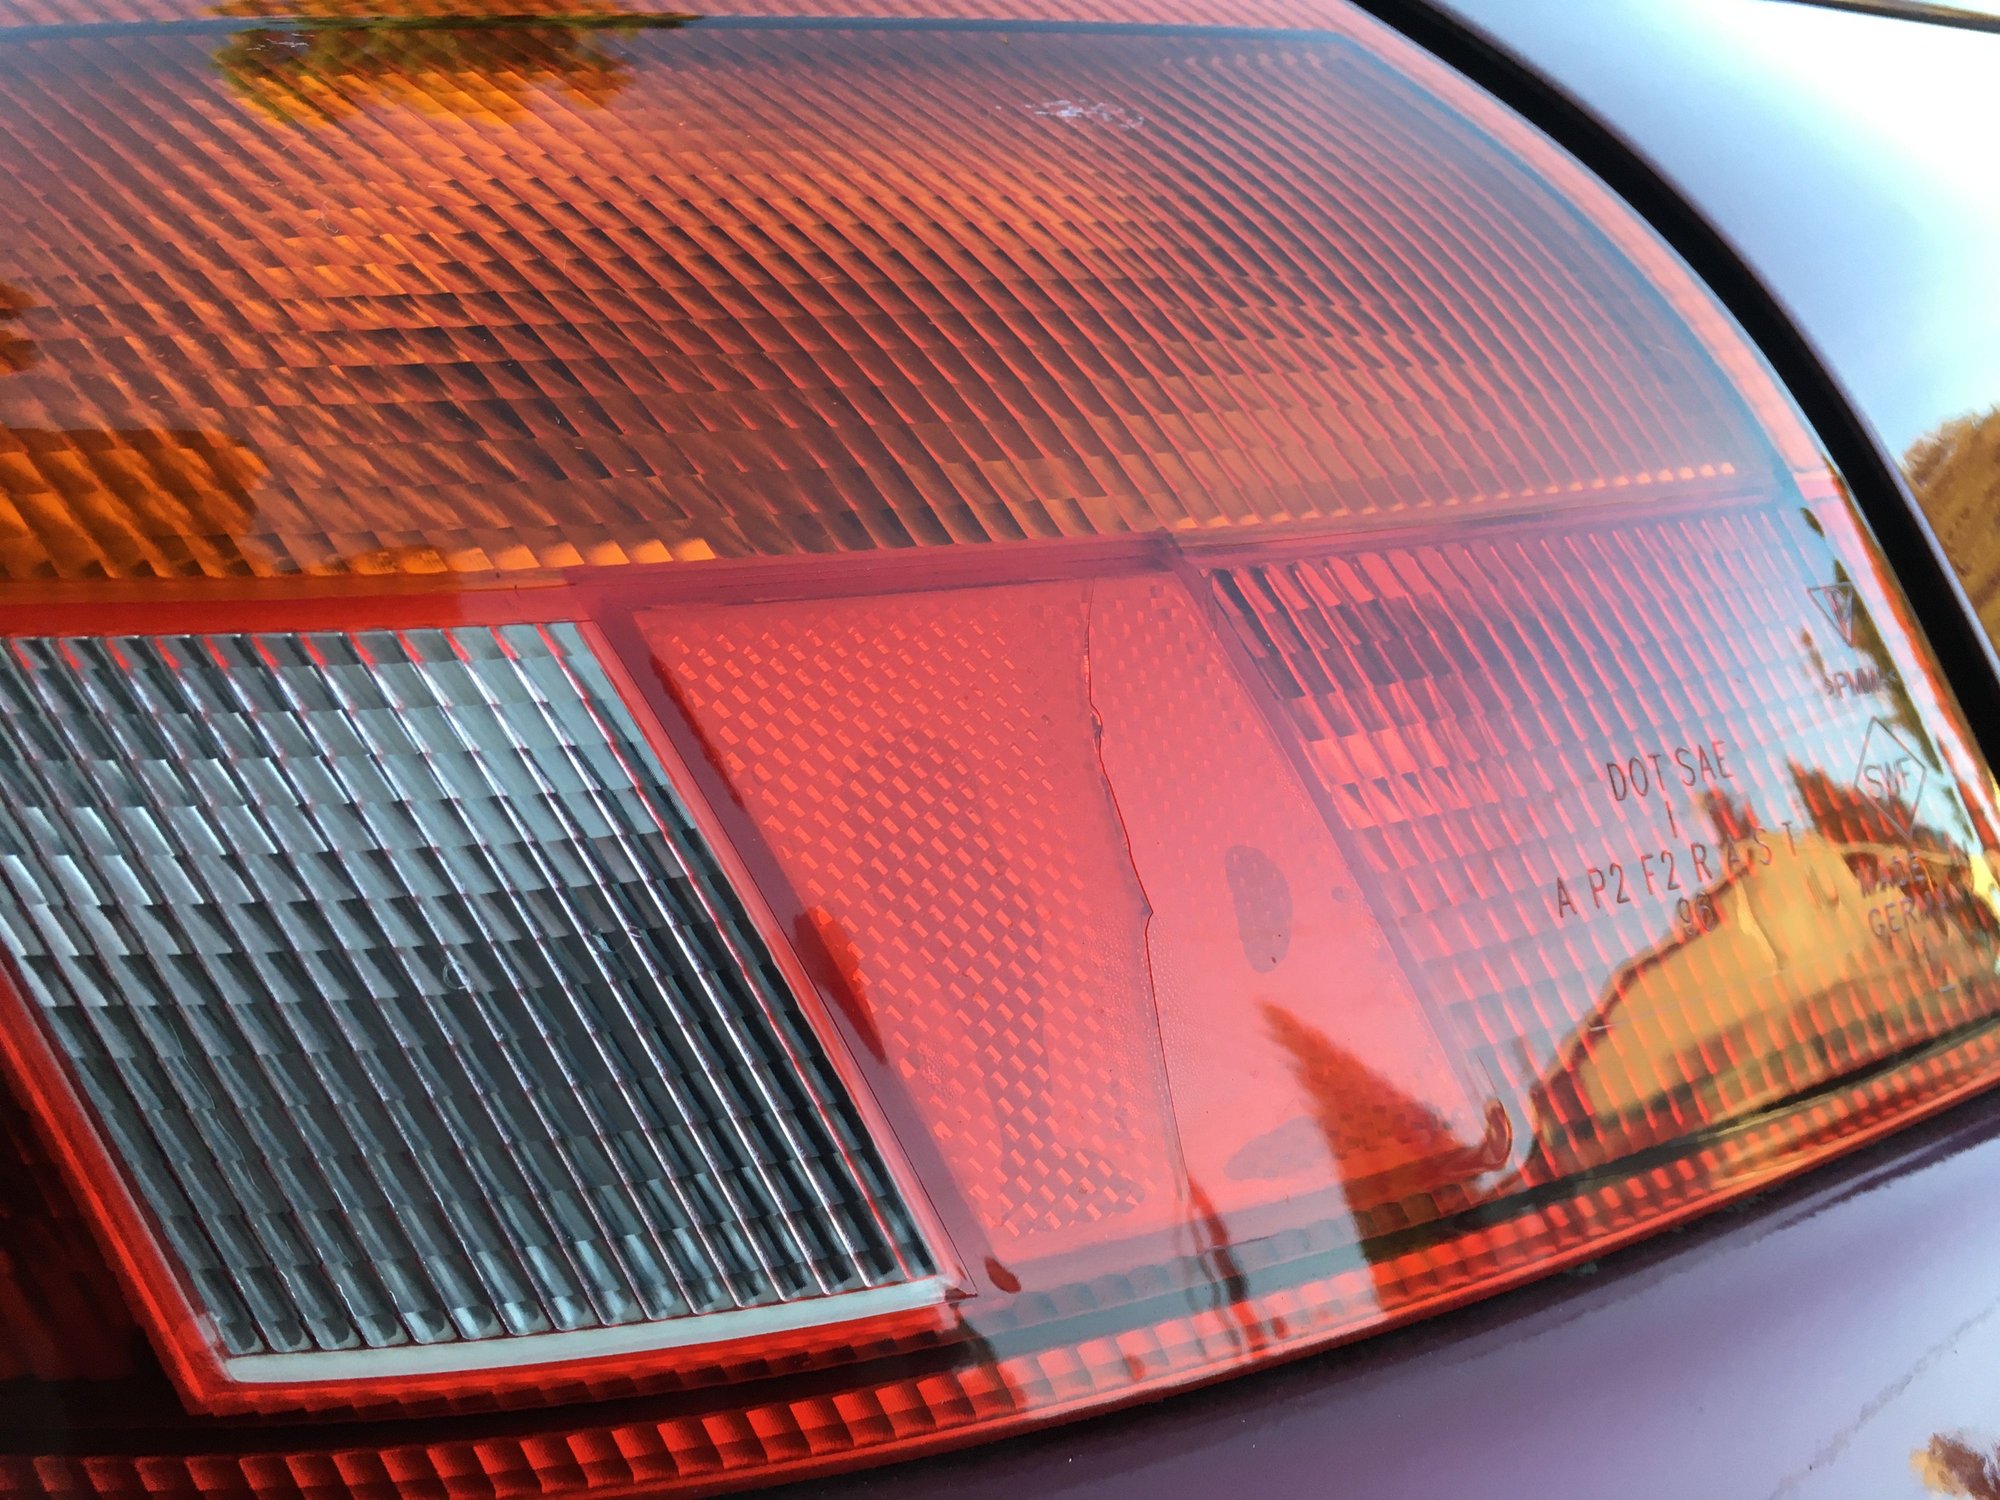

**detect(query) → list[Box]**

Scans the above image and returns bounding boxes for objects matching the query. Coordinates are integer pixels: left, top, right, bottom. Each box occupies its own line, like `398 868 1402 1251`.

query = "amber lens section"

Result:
1907 410 2000 651
0 6 1775 582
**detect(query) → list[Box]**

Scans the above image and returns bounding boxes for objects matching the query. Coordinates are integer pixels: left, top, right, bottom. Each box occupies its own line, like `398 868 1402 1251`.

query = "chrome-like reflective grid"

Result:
0 623 928 1361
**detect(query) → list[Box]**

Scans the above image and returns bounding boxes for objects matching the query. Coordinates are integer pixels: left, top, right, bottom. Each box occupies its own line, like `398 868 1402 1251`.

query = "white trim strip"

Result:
223 1275 952 1384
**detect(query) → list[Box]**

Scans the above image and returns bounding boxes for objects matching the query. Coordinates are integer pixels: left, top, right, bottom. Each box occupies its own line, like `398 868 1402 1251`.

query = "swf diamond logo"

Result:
1854 717 1929 837
1809 582 1861 647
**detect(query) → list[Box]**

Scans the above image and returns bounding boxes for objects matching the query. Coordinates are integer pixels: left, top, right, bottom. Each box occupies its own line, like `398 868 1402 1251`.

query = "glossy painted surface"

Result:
826 1082 2000 1500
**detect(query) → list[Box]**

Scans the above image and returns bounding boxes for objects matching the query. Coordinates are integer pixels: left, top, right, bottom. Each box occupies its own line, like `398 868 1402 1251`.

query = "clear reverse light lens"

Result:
0 623 936 1384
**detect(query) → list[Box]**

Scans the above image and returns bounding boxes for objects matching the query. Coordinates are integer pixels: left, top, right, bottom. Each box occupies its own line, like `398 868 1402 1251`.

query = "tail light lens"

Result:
0 623 942 1406
0 1 1996 1494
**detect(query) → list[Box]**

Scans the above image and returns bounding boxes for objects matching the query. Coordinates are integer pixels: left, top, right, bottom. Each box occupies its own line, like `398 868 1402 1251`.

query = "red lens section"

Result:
0 1088 139 1385
633 477 2000 1364
642 566 1494 1274
1205 501 2000 1175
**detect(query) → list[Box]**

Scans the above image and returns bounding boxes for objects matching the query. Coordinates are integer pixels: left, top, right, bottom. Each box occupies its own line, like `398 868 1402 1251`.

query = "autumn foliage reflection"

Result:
1906 406 2000 650
1917 1434 2000 1498
1528 762 2000 1180
211 3 649 125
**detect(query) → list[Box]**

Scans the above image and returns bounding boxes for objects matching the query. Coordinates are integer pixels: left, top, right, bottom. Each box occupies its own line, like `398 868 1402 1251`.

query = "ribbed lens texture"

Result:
0 624 926 1361
4 5 1998 1496
1208 505 2000 1179
644 573 1492 1263
0 17 1771 581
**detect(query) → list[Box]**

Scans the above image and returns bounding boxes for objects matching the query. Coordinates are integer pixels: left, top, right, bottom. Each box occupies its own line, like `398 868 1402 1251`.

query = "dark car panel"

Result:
824 1084 2000 1499
1436 0 2000 465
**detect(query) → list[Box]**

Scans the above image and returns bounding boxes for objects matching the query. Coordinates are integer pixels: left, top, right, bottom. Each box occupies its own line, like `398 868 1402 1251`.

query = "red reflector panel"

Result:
645 572 1489 1265
650 582 1180 1251
1084 574 1502 1214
